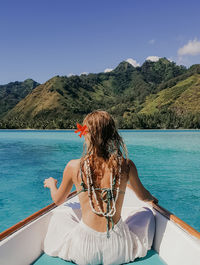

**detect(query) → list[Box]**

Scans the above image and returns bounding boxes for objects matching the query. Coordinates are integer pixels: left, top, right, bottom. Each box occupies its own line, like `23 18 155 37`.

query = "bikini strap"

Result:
84 155 123 238
80 162 87 192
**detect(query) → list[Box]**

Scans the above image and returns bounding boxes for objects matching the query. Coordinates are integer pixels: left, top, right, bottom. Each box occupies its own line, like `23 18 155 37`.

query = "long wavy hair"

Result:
80 110 129 187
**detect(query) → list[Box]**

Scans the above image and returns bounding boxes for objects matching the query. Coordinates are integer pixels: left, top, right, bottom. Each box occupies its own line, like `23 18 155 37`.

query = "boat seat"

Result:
32 249 166 265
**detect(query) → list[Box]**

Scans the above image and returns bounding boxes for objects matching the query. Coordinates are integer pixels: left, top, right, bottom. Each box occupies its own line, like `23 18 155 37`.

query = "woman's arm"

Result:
127 159 158 203
44 160 74 205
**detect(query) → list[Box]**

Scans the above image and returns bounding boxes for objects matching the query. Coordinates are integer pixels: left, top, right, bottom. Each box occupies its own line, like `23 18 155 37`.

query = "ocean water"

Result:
0 129 199 232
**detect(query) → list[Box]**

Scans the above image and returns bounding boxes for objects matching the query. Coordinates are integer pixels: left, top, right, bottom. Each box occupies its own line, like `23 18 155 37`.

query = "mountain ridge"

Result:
1 58 200 129
0 79 40 118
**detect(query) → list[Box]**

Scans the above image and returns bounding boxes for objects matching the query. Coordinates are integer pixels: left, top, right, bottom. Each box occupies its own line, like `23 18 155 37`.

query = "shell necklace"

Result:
85 156 122 238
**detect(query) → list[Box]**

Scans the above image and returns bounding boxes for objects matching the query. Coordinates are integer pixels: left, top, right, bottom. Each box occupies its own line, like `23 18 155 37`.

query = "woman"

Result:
43 110 157 265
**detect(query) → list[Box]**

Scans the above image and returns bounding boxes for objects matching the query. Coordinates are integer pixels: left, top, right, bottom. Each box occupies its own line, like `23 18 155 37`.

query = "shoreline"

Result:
0 128 199 131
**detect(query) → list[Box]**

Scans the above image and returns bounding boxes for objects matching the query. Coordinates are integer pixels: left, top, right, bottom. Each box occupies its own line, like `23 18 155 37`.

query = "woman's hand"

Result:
43 177 58 189
147 195 159 206
43 161 74 205
152 195 159 204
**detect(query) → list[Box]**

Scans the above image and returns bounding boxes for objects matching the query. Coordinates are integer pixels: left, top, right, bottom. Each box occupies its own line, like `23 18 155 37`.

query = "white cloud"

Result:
67 73 75 77
178 38 200 56
80 72 88 75
126 58 140 67
145 56 160 62
148 39 155 45
104 68 113 73
167 57 173 63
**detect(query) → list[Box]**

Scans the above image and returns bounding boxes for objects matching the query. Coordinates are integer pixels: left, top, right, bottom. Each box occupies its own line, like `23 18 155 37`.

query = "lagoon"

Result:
0 129 199 232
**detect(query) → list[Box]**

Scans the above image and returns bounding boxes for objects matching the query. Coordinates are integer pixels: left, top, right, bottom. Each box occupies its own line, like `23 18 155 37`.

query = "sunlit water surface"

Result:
0 129 199 232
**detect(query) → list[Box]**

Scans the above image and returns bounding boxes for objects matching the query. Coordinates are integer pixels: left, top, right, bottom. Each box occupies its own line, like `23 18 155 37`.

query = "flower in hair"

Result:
75 123 88 138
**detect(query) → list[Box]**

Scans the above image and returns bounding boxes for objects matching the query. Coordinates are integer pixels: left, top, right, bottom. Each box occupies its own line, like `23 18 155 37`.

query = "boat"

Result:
0 186 200 265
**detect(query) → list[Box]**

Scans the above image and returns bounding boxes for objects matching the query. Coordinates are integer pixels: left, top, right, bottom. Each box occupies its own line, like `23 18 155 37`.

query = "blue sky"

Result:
1 0 200 84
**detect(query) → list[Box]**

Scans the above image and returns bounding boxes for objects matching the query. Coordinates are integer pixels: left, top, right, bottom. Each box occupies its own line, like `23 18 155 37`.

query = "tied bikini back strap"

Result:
78 156 123 238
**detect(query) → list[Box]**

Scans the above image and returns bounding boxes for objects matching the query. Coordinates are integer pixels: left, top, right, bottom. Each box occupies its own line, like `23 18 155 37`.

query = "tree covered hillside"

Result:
0 79 40 118
0 58 200 129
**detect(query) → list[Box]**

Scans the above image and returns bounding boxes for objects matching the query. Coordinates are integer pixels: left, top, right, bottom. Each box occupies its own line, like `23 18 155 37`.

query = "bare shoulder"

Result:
61 159 81 185
67 159 81 168
122 158 135 169
64 159 80 175
120 157 131 179
66 159 81 170
126 158 136 168
124 158 138 179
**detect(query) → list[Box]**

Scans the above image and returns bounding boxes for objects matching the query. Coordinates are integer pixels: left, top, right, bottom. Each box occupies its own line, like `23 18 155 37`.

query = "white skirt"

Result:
43 188 156 265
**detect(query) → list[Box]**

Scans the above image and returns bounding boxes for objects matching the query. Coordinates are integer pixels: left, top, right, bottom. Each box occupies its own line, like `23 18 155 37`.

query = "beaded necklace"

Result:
79 155 122 238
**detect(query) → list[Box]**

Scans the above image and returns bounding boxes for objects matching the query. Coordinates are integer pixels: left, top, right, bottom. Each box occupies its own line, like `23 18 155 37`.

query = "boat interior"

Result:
31 248 166 264
0 188 200 265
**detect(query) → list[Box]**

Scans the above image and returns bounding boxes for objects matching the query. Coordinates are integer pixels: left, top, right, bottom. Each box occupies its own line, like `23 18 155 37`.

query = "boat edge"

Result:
0 191 77 241
1 190 200 241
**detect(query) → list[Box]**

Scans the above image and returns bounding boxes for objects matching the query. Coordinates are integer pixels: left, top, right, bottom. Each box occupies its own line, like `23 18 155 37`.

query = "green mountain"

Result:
140 74 200 115
1 58 200 129
0 78 40 118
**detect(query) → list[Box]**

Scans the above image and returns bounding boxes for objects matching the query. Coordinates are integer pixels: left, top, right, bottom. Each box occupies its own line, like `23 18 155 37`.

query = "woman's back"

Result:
44 154 156 264
72 156 130 233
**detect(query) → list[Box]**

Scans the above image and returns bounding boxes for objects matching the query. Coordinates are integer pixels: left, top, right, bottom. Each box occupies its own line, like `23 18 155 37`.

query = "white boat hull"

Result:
0 187 200 265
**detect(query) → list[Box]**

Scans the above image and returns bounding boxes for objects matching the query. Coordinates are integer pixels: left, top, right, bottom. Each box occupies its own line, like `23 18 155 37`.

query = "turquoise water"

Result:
0 129 199 232
32 250 166 264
